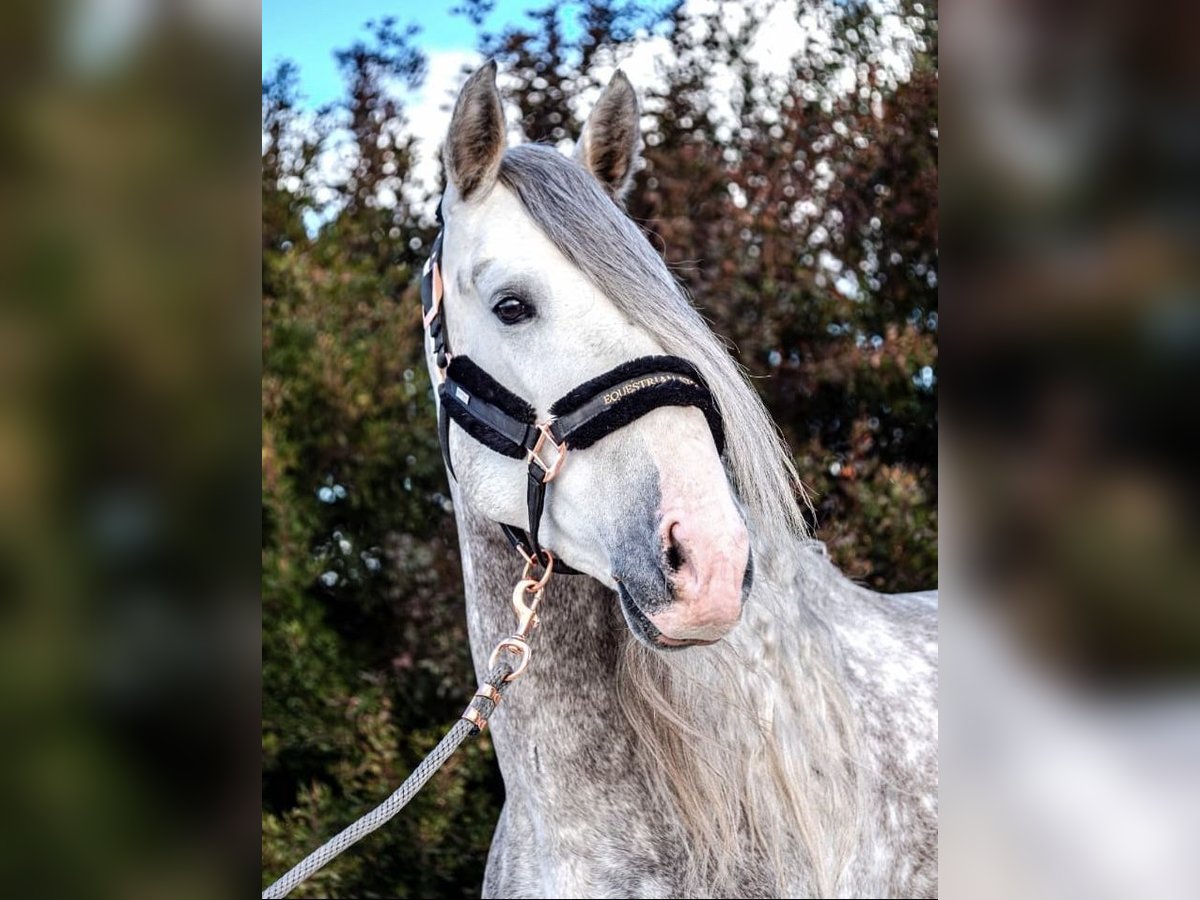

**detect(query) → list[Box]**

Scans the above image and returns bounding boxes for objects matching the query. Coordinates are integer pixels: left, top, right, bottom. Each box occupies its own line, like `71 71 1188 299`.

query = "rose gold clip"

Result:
520 549 554 591
469 586 539 725
526 422 568 481
486 576 547 682
466 548 556 733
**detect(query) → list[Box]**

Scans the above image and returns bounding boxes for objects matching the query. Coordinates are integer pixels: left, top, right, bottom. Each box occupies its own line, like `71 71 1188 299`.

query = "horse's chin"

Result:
615 584 719 651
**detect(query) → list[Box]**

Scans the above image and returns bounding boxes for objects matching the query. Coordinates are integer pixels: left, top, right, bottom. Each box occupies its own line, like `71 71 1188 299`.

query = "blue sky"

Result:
262 0 542 109
262 0 691 226
263 0 813 220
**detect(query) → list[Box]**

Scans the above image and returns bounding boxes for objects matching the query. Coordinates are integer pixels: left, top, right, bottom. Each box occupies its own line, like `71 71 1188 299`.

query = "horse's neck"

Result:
453 501 936 897
454 503 633 774
452 502 839 791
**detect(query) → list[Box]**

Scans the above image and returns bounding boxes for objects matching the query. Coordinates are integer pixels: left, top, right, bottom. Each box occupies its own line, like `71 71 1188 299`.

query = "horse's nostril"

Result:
665 523 685 573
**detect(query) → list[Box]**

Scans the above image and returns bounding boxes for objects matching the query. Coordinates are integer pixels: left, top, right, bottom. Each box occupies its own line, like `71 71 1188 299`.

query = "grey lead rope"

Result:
262 661 515 899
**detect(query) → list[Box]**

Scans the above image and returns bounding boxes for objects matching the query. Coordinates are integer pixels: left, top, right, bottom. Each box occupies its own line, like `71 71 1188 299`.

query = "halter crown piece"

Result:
420 208 725 570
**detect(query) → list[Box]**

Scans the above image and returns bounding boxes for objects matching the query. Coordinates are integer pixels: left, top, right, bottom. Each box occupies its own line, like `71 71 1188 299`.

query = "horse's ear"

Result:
444 60 506 201
574 70 640 202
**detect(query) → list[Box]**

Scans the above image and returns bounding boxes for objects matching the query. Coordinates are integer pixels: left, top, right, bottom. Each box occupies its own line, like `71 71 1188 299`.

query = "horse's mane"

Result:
497 144 810 544
498 144 865 897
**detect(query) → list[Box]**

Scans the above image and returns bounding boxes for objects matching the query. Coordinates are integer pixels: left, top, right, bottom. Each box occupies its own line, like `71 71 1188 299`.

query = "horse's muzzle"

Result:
647 515 750 643
613 517 753 651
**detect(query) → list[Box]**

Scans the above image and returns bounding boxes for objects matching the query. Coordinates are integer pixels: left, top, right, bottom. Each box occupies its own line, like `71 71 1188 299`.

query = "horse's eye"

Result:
493 295 533 325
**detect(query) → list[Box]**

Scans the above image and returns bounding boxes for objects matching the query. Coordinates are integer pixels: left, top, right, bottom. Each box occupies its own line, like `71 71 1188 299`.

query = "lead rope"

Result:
261 556 555 899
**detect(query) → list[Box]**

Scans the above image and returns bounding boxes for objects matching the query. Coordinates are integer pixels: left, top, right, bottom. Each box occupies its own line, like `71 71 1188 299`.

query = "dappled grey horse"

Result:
427 62 937 899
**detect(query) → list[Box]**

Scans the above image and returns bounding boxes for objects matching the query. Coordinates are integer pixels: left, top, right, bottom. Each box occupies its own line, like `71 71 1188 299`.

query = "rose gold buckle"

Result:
422 260 444 328
526 423 567 481
435 352 452 385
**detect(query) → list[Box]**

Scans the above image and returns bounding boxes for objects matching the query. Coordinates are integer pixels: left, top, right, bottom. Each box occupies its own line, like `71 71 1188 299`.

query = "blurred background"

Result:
261 0 935 895
940 1 1199 897
1 1 259 899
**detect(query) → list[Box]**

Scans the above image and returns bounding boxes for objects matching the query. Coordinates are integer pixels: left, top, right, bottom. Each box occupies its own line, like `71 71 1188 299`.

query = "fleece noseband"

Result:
420 220 724 569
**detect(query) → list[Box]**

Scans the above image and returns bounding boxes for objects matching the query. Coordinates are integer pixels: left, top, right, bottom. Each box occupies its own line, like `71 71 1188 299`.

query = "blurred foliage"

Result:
1 9 259 897
262 1 937 895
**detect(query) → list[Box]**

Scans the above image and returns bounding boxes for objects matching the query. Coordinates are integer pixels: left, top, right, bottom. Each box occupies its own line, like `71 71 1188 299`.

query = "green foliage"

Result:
263 2 938 895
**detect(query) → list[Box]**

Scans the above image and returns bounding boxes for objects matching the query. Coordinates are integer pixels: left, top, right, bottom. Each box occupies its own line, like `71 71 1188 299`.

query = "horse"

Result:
424 61 937 899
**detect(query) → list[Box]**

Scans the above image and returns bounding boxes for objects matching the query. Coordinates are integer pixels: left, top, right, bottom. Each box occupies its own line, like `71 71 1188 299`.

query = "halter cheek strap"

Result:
440 357 536 460
420 225 725 568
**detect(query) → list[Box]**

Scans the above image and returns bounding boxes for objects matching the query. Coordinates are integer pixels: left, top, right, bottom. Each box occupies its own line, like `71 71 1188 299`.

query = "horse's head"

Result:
431 61 753 649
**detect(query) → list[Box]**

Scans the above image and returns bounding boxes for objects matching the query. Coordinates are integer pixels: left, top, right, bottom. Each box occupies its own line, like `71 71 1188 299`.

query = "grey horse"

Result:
427 62 937 899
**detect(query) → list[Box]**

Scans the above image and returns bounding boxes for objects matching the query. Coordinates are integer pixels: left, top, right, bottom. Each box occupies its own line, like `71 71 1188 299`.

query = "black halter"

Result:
420 215 724 570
